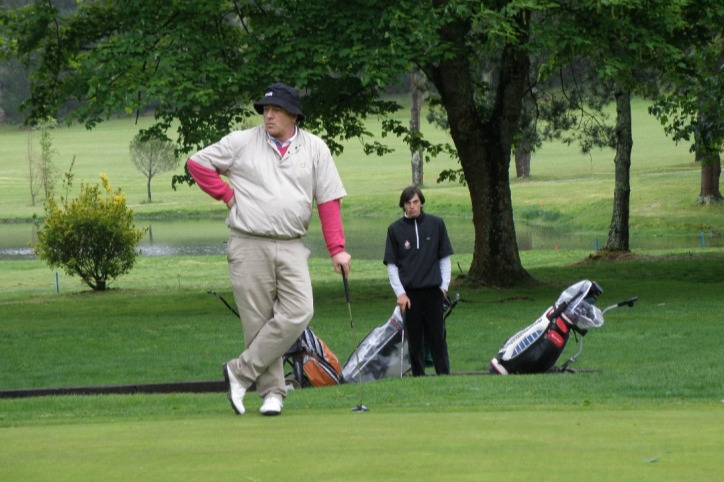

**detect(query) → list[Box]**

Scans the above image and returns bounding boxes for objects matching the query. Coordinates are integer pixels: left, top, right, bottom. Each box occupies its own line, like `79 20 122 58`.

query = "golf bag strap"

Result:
570 324 589 336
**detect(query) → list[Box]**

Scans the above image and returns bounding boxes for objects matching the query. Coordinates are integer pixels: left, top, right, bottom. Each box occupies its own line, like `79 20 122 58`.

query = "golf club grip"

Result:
342 272 351 303
547 301 569 321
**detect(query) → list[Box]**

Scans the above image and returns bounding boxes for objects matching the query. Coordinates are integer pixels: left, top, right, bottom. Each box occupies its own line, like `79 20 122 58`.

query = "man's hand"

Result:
397 293 411 314
331 250 351 277
226 196 236 209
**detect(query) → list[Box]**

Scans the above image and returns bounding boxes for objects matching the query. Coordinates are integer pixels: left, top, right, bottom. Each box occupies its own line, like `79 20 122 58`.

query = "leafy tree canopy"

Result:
1 1 412 161
4 0 721 285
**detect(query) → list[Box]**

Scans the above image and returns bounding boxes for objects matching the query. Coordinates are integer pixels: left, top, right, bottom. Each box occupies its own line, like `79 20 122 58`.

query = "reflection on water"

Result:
0 247 37 260
1 217 721 261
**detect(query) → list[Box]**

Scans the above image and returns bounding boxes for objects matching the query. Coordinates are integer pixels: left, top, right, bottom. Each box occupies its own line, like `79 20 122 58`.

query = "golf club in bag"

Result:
341 293 459 383
487 280 637 375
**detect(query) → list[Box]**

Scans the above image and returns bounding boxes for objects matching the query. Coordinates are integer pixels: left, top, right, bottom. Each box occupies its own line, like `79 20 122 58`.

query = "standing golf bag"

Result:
341 305 408 383
207 290 342 388
283 327 342 388
342 294 459 383
488 280 608 375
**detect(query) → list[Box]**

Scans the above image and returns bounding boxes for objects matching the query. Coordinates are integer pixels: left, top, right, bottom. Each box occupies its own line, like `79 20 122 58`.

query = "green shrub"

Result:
33 171 146 291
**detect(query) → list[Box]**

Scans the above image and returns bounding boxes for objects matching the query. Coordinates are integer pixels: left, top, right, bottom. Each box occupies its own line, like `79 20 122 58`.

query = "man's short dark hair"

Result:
399 185 425 209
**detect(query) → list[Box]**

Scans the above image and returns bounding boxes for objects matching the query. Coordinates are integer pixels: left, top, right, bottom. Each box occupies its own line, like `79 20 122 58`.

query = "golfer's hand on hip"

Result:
332 251 352 277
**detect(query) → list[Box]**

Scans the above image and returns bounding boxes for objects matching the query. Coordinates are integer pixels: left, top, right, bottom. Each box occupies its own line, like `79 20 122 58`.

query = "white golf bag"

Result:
342 294 459 383
341 306 410 383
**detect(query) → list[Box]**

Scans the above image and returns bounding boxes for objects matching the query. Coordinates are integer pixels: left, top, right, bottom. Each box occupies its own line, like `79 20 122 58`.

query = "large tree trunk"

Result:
604 88 632 251
514 143 531 178
697 148 722 205
695 108 723 204
410 68 424 186
425 7 531 287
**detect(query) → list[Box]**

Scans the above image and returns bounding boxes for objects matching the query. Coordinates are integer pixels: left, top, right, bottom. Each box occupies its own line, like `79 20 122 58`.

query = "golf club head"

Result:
601 296 638 315
351 404 369 412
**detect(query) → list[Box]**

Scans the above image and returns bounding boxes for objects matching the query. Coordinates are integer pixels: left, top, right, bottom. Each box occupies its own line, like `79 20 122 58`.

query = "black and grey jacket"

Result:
383 211 453 292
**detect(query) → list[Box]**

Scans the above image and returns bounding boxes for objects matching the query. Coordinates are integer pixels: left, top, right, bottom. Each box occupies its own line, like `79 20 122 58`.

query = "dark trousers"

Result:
404 287 450 376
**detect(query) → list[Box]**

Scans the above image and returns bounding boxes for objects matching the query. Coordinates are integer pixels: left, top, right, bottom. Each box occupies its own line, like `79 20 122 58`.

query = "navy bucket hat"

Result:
253 83 305 122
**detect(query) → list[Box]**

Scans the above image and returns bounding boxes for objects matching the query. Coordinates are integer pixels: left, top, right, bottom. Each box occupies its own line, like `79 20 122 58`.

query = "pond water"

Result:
1 217 719 261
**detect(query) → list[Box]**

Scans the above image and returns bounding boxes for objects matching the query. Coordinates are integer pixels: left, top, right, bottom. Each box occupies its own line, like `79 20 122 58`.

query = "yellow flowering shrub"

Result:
34 172 146 291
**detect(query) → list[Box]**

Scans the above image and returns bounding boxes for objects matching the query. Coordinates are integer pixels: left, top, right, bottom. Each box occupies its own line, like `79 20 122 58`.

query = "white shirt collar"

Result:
268 126 298 147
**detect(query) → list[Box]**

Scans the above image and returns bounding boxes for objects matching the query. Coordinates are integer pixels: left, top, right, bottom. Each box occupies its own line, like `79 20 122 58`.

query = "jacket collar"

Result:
402 210 425 224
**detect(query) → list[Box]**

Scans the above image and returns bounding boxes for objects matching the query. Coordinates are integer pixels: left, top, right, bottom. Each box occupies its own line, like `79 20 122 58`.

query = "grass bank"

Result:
2 250 723 399
1 97 722 235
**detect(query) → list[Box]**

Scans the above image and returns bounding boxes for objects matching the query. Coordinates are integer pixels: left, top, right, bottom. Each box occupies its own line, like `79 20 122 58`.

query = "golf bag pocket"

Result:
546 329 565 348
302 336 342 387
546 315 570 348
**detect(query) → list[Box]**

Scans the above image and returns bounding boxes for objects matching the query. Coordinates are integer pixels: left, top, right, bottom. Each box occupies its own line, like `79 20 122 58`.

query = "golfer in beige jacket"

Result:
187 83 351 416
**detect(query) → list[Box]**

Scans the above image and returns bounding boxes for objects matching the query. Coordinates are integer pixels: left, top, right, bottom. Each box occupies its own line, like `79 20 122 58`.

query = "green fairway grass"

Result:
3 251 724 397
1 406 722 481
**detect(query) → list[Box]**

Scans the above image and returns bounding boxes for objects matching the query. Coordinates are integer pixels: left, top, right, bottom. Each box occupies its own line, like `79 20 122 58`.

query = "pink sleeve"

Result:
318 199 345 256
187 159 234 204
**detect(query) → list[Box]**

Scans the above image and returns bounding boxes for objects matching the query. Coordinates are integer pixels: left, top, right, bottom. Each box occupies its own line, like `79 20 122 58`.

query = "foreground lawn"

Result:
1 404 721 482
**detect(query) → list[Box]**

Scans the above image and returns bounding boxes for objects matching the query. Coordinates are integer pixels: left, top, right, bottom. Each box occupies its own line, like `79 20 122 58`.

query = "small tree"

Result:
25 118 60 202
34 168 146 291
129 134 179 203
26 129 43 206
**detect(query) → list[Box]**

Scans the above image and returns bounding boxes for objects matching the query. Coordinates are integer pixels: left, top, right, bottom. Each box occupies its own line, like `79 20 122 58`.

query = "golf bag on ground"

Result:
488 280 606 375
283 327 342 388
207 290 342 389
342 294 459 383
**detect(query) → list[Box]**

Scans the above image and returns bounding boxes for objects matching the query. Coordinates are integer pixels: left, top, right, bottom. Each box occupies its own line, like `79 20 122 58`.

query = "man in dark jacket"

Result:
384 186 453 376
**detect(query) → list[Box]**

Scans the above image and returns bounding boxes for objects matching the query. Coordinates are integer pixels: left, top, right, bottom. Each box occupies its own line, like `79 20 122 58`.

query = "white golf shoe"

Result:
223 363 247 415
259 396 283 416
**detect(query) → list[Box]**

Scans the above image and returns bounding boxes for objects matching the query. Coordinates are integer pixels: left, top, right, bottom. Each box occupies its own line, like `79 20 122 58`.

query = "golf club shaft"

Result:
208 290 240 318
342 274 354 328
400 314 405 378
342 271 365 404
